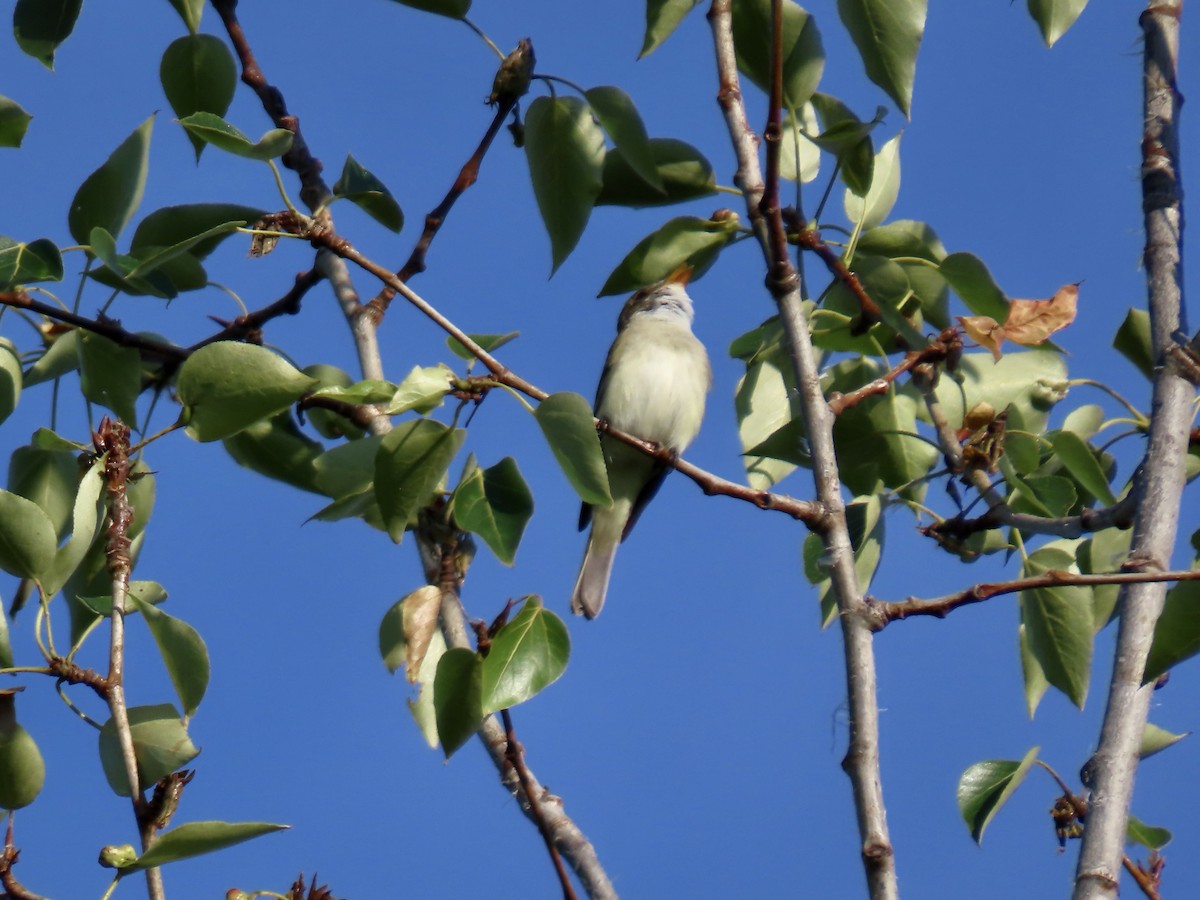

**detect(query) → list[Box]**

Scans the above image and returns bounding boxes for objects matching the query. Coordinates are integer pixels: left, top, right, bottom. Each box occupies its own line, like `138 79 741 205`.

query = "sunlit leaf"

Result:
481 598 570 713
533 393 611 506
451 457 534 565
957 747 1039 843
130 595 210 717
524 96 605 272
1145 580 1200 682
374 419 465 543
0 490 57 581
177 112 293 161
600 215 737 296
69 116 154 245
733 0 825 108
98 704 199 796
1020 548 1093 708
837 0 926 117
641 0 703 57
433 648 483 758
1027 0 1089 47
130 821 288 870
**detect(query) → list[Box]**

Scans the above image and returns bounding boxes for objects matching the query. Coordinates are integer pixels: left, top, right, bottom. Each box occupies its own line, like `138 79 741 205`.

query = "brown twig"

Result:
211 0 331 211
1122 852 1163 900
869 568 1200 629
826 327 962 416
188 267 324 352
500 709 578 900
0 816 48 900
783 208 884 331
0 291 187 362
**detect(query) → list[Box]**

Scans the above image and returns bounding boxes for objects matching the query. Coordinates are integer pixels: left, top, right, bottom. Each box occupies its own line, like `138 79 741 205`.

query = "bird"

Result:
571 267 711 619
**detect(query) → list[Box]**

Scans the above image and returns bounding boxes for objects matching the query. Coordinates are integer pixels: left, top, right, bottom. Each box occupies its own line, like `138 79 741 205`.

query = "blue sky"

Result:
1 1 1198 898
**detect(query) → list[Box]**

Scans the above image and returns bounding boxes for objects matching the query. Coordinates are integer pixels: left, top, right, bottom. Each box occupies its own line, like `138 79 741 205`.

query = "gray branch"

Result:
1073 4 1191 897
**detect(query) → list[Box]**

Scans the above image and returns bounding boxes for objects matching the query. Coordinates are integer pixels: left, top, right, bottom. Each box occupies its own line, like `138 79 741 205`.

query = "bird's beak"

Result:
664 264 693 286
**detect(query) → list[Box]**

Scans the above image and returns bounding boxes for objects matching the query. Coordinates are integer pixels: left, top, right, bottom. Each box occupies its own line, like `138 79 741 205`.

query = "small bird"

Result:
571 267 711 619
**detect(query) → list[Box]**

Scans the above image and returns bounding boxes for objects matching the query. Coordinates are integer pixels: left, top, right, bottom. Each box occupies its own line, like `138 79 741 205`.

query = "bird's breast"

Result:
598 319 709 450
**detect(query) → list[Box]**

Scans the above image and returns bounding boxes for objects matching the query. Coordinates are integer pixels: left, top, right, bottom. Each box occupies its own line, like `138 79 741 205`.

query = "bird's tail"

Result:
571 535 618 619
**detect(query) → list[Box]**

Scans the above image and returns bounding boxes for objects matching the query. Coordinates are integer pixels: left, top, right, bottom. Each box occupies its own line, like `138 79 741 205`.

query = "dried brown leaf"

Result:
958 315 1005 361
1003 283 1079 347
402 585 443 685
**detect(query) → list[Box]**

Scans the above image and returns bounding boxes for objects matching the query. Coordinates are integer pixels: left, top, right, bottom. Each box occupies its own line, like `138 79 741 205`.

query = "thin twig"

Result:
500 709 578 900
869 568 1200 629
0 292 187 362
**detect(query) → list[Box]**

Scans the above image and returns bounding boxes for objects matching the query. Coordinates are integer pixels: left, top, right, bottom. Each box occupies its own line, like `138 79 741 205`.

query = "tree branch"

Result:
708 2 896 896
1074 5 1192 897
95 419 164 900
869 568 1200 629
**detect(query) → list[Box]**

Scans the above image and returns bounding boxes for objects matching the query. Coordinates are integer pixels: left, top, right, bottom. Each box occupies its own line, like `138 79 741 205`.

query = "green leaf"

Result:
641 0 703 57
385 0 471 18
313 435 382 501
165 0 204 33
524 96 605 272
939 251 1010 321
69 116 154 245
808 93 885 196
0 601 11 669
596 138 716 208
98 704 199 796
433 648 483 758
446 332 519 361
332 154 404 233
957 747 1040 844
129 595 210 717
1113 308 1153 379
780 104 821 183
1146 580 1200 682
534 393 611 506
481 598 570 713
23 331 79 387
1078 527 1132 630
407 627 447 748
1020 548 1093 708
130 821 288 870
813 254 923 353
0 490 57 581
176 342 318 442
843 133 901 224
1051 431 1117 506
77 581 169 618
732 0 825 108
13 0 81 68
374 419 466 543
0 339 20 426
384 364 453 415
829 358 937 496
0 236 63 289
223 413 324 493
599 215 736 296
1027 0 1089 46
837 0 926 118
7 438 81 539
585 86 662 193
1019 624 1050 716
1140 722 1189 760
735 336 802 490
915 349 1068 437
1126 815 1172 852
160 35 237 161
0 693 45 810
451 457 534 565
77 332 141 427
177 112 293 161
131 203 264 261
40 454 104 596
0 96 32 148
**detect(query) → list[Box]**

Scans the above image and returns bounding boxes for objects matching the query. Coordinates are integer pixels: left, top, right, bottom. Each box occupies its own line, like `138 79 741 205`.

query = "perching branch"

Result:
708 2 897 897
868 568 1200 629
1073 4 1193 898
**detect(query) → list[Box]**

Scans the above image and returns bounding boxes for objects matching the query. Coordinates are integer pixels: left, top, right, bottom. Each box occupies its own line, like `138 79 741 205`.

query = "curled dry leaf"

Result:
959 283 1080 360
402 585 443 685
